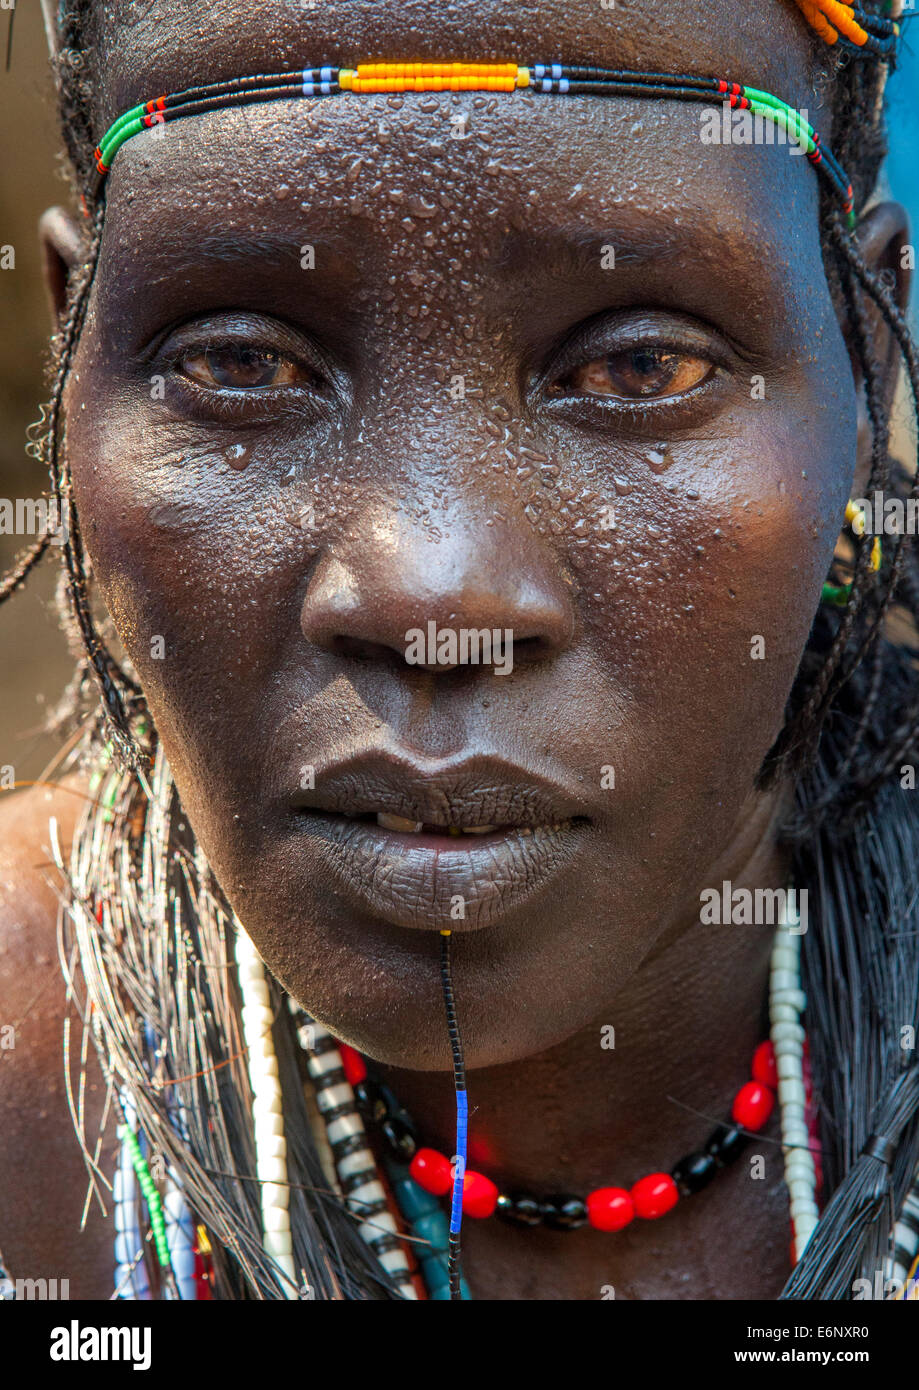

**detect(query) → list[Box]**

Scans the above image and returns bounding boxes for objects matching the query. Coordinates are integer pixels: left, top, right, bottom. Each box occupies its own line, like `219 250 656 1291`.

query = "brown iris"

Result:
181 344 309 389
561 347 712 400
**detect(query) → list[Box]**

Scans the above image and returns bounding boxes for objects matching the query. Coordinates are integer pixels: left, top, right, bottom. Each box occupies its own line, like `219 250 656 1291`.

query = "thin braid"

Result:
37 197 145 766
0 532 51 605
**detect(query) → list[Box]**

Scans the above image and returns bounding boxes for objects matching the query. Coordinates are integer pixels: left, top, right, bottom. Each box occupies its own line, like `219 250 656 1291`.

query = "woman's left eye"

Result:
551 347 713 401
179 344 315 390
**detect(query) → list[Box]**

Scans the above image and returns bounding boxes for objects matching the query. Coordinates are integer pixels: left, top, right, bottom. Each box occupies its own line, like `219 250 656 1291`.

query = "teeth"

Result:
464 825 496 834
376 812 424 833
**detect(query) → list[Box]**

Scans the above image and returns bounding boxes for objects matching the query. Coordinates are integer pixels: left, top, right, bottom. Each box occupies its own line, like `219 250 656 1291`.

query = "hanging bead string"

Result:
113 1091 152 1299
234 926 299 1298
770 906 820 1262
115 1093 174 1284
439 930 468 1302
290 1004 417 1298
86 59 858 224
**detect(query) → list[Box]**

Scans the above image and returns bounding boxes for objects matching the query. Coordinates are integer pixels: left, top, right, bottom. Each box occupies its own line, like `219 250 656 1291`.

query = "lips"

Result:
288 750 591 932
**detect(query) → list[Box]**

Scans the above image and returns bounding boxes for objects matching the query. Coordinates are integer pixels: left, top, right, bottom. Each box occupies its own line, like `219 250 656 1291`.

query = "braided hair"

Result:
5 0 919 1299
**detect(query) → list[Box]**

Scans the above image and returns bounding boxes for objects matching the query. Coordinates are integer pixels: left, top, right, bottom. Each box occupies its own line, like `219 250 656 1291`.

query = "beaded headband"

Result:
91 61 858 223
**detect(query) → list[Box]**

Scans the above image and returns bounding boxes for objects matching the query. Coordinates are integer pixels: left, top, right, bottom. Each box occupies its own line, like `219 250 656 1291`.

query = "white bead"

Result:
787 1177 816 1200
770 969 799 991
772 988 807 1011
256 1154 289 1185
338 1147 376 1180
327 1111 364 1146
378 1247 411 1275
777 1053 803 1079
242 977 270 1007
359 1211 398 1244
771 1021 805 1045
254 1111 286 1142
308 1050 344 1077
770 1003 801 1024
264 1230 293 1259
264 1200 292 1230
317 1082 357 1113
770 946 799 971
778 1077 807 1108
252 1091 283 1120
347 1178 387 1210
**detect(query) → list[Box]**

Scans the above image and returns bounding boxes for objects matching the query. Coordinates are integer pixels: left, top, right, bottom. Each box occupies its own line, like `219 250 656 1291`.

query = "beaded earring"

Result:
822 499 882 606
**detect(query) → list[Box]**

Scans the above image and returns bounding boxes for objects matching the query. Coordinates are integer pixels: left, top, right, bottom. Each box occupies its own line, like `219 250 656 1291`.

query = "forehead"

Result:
98 0 816 128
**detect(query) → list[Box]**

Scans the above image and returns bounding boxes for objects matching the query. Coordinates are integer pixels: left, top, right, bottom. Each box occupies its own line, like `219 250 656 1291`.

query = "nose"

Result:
300 506 575 673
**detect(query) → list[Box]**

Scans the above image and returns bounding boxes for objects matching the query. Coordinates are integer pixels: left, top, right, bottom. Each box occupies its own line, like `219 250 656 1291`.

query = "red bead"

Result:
338 1043 367 1087
586 1186 634 1232
752 1040 778 1090
631 1173 679 1220
732 1080 775 1132
409 1148 453 1196
461 1169 499 1219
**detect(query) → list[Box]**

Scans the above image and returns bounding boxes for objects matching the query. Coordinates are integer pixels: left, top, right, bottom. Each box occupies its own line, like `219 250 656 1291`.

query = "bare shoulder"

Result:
0 780 113 1297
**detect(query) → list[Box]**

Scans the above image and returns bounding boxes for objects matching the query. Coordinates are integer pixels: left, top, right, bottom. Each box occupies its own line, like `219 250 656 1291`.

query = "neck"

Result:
377 788 795 1297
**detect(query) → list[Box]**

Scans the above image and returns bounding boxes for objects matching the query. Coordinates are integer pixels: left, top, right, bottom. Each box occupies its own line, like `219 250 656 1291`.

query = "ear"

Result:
848 201 912 492
38 206 85 329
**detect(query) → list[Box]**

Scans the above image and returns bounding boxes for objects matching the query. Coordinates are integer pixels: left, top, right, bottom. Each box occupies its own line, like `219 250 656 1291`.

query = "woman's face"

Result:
63 0 859 1067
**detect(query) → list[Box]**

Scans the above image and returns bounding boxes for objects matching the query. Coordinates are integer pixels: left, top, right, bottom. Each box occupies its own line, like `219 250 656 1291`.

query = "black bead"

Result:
671 1150 718 1196
380 1114 418 1162
539 1194 588 1231
496 1191 544 1226
705 1122 748 1168
354 1079 389 1126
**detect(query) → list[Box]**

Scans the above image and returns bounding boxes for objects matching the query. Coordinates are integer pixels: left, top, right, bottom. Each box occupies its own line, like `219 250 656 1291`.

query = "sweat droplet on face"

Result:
225 444 249 471
646 444 673 475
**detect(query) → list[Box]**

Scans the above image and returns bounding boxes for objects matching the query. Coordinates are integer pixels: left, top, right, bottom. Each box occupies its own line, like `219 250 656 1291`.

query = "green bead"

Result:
394 1178 441 1222
414 1209 449 1253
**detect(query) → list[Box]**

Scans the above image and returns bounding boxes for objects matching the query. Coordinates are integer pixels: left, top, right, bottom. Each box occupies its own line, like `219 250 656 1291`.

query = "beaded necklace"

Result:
290 912 818 1299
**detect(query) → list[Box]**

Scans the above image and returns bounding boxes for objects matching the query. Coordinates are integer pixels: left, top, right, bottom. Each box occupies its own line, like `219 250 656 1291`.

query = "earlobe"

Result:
38 206 85 329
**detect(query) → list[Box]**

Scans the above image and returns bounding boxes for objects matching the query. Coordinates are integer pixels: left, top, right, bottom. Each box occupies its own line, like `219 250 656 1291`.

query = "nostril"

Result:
509 634 553 665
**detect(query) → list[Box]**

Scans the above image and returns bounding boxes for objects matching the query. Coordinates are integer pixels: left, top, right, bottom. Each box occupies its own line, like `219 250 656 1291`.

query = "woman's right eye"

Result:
178 344 319 391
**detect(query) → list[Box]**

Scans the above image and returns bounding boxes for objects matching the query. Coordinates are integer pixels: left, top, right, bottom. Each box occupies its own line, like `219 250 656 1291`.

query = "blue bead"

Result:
414 1210 449 1252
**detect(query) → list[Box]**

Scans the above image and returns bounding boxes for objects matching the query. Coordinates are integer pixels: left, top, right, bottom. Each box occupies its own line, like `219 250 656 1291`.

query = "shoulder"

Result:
0 780 114 1297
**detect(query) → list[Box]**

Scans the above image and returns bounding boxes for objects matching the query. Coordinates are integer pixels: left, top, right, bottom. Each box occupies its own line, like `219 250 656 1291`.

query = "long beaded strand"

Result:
291 1006 417 1298
234 926 298 1297
769 908 820 1261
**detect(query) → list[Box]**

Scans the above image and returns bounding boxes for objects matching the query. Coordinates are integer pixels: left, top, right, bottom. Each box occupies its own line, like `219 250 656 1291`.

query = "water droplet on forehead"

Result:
613 477 632 497
225 444 249 471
